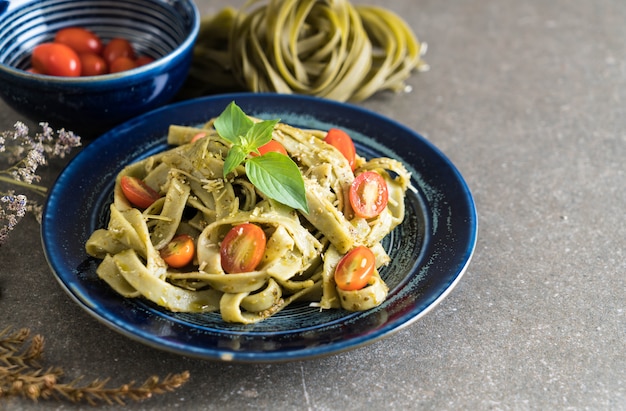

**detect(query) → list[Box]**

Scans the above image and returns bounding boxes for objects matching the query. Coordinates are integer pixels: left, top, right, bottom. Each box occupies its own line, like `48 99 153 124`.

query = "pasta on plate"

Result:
85 107 412 324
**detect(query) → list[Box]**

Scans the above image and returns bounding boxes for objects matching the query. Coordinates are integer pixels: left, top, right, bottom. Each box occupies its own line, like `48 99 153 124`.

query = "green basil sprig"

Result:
213 102 309 214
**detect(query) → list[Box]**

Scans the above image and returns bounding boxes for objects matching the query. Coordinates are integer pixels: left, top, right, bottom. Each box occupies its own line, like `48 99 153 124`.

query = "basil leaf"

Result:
243 119 279 151
214 101 309 212
213 101 254 144
223 145 248 177
246 153 309 213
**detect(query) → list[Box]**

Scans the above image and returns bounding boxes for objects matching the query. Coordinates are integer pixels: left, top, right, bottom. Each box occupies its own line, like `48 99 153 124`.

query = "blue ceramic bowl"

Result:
0 0 200 137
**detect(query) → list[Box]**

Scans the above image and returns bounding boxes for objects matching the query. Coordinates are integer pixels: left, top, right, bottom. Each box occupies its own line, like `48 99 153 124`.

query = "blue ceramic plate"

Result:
42 93 477 362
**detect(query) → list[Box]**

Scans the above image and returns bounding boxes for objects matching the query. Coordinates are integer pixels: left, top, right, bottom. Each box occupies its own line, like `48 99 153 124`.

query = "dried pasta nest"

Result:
181 0 429 102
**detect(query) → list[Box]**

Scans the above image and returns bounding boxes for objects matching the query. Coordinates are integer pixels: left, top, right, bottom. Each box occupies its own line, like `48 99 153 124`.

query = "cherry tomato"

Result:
324 128 356 170
102 38 135 65
54 27 103 55
31 43 81 77
160 234 195 268
109 56 136 73
253 140 288 156
190 132 206 143
220 223 266 274
135 56 155 67
349 171 389 219
119 175 160 209
334 246 376 291
79 53 107 76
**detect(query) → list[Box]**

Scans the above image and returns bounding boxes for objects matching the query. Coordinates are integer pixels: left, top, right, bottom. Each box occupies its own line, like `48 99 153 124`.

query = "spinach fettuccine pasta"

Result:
181 0 428 101
85 102 412 324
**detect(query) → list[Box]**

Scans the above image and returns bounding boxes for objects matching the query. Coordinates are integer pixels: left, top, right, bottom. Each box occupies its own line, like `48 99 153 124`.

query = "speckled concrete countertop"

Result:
1 0 624 409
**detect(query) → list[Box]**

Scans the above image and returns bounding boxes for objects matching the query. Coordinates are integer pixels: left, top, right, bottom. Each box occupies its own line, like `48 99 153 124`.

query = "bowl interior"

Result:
0 0 197 72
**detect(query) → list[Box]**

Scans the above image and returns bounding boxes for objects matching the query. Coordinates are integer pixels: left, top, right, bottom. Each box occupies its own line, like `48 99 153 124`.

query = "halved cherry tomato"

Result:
334 246 376 291
102 38 135 65
79 53 107 76
254 140 288 156
190 132 206 143
119 175 160 209
54 27 103 55
109 56 136 73
349 171 389 219
160 234 195 268
31 43 81 77
324 128 356 170
220 223 266 274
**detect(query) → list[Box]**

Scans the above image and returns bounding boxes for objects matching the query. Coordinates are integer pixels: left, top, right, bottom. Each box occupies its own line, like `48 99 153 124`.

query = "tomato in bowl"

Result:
0 0 200 138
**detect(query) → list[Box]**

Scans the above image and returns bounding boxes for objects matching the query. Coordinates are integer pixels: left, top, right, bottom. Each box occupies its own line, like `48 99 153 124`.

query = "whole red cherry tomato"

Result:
31 43 81 77
220 223 267 274
324 128 356 170
102 38 135 65
54 27 103 55
109 57 136 73
334 246 376 291
349 171 389 219
79 53 107 76
135 56 155 67
119 176 160 209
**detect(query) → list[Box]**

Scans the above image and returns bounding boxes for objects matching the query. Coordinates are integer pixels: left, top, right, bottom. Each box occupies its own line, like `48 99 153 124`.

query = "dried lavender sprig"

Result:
0 121 81 194
0 193 28 245
0 122 81 245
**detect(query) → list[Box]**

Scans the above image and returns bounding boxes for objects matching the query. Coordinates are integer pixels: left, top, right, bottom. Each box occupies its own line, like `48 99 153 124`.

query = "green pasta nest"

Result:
179 0 428 102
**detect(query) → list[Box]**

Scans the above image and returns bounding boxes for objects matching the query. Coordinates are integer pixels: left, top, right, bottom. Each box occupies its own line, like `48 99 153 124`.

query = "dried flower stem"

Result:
0 327 190 405
0 175 47 195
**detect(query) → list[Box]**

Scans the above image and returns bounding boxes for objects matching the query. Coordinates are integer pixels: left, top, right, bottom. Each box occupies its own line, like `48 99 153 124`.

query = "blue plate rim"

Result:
41 92 478 362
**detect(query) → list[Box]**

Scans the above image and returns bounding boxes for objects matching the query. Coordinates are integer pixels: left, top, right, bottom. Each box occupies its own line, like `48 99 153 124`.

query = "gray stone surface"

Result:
1 0 624 409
